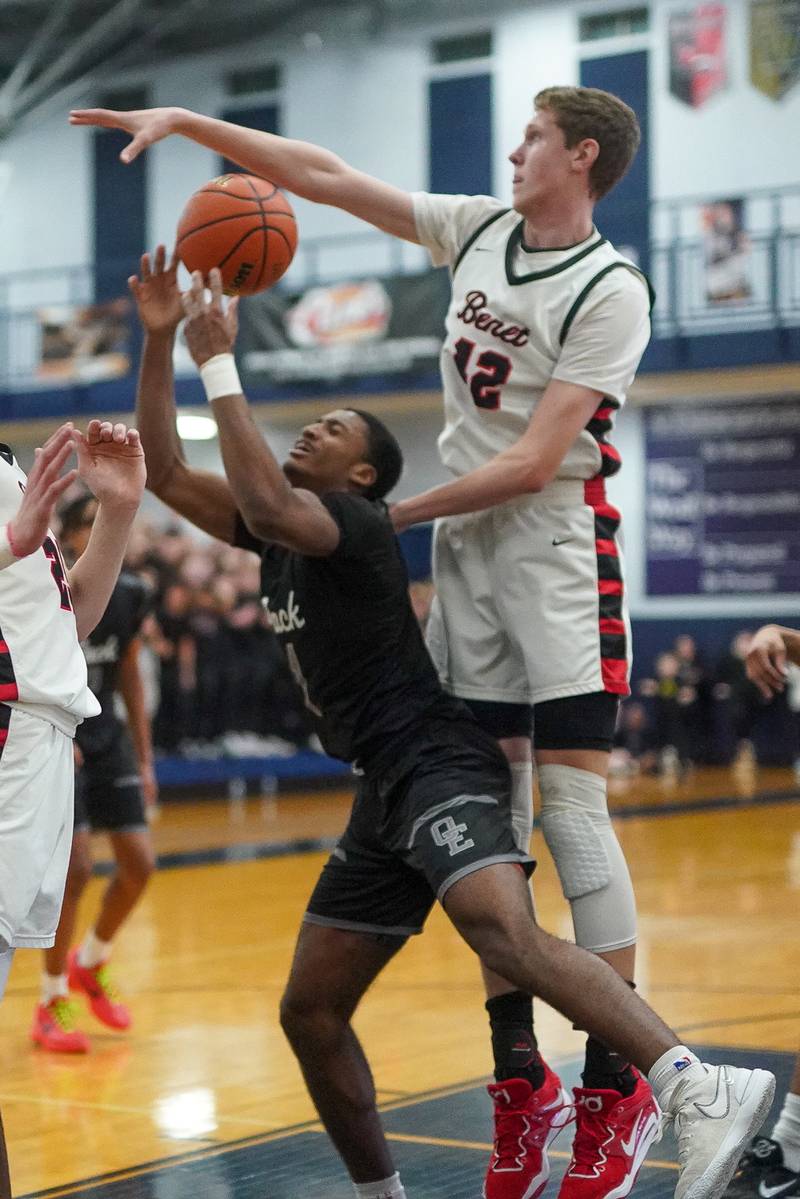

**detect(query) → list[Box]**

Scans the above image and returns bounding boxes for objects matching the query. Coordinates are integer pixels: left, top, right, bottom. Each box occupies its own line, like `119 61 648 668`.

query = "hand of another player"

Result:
181 269 240 368
129 246 183 334
746 625 788 699
8 424 78 558
389 501 412 533
73 421 146 513
69 106 182 164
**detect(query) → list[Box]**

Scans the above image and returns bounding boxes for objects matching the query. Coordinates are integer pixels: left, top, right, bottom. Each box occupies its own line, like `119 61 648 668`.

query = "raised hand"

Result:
73 421 146 513
129 246 183 335
181 269 240 368
8 424 78 558
69 106 182 163
746 625 788 699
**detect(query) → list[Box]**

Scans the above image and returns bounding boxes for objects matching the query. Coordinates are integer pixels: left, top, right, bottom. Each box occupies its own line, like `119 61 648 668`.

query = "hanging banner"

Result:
238 270 449 387
750 0 800 99
700 198 752 303
645 398 800 596
668 4 728 107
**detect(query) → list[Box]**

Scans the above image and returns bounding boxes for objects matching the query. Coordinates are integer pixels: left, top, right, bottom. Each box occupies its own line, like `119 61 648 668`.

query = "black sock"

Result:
582 1034 637 1096
486 991 545 1089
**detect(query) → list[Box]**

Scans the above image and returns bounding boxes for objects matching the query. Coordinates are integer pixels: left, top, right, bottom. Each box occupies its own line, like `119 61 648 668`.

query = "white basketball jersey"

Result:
0 445 99 735
413 193 652 482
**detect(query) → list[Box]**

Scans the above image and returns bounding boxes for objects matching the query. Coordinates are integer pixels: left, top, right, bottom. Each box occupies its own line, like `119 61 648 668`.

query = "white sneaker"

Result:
667 1064 775 1199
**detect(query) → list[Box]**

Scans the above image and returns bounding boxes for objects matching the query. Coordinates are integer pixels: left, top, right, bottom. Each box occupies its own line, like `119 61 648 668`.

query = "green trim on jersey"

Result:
452 207 510 275
558 262 656 346
505 221 608 285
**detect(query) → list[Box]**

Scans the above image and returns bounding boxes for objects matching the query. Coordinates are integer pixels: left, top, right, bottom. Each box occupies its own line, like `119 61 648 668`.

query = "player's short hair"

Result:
534 85 641 200
347 409 403 501
58 491 96 538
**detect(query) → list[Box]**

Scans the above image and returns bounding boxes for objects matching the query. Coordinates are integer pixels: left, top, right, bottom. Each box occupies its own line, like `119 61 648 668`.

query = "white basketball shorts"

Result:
426 478 632 706
0 705 74 949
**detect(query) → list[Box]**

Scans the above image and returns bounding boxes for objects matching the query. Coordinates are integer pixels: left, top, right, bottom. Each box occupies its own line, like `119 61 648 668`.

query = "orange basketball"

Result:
176 174 297 296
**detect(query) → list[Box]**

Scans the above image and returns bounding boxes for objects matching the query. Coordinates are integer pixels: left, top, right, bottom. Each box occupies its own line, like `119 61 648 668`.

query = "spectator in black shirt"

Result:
125 246 774 1199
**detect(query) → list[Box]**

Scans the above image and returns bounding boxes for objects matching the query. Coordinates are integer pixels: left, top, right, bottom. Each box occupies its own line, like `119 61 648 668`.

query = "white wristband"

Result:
0 526 19 571
199 353 242 402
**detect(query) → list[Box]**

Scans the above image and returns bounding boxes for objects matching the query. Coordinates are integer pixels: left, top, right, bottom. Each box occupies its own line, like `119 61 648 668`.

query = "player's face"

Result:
62 499 98 558
508 108 581 213
283 409 374 495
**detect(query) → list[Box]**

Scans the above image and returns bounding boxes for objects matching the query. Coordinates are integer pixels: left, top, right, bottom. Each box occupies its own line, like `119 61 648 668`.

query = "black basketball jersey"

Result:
76 571 152 753
235 491 461 770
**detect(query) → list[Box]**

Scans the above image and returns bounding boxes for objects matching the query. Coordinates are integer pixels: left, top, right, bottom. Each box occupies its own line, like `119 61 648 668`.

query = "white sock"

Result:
41 973 69 1005
353 1174 406 1199
78 931 112 969
773 1092 800 1172
648 1046 703 1107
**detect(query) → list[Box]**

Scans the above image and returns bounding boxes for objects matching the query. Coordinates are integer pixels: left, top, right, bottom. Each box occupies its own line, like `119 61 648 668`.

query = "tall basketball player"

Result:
71 86 652 1199
0 419 145 1195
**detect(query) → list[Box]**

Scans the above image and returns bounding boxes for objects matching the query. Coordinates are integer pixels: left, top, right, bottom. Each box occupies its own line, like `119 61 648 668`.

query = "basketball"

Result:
176 173 297 295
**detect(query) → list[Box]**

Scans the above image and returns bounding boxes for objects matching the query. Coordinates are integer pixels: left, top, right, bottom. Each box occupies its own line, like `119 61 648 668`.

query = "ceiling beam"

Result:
0 0 79 121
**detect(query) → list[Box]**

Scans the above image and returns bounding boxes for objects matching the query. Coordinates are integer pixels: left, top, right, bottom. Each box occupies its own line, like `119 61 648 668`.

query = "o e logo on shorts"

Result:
430 815 475 857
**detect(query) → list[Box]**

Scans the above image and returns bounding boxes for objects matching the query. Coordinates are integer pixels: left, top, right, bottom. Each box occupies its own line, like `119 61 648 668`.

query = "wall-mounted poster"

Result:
750 0 800 99
700 198 752 303
668 4 728 107
645 399 800 597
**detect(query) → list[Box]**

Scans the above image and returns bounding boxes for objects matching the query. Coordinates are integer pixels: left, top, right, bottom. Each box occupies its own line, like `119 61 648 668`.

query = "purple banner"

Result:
645 399 800 596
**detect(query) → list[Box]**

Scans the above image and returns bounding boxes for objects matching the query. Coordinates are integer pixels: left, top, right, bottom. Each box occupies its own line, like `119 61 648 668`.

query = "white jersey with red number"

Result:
412 193 652 482
0 445 99 736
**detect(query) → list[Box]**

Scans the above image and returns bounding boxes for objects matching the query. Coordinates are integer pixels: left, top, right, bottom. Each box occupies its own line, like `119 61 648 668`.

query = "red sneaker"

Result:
68 948 131 1030
485 1062 573 1199
558 1070 661 1199
31 998 91 1053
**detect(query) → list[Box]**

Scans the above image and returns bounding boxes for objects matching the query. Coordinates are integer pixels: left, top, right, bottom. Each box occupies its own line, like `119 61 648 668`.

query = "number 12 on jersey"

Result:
453 338 512 411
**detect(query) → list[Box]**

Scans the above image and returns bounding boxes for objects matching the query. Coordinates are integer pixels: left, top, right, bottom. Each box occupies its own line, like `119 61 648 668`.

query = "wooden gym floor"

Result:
3 765 799 1198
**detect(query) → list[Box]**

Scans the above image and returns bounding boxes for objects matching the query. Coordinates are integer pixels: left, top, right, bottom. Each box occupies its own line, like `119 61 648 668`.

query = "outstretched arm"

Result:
130 246 240 543
0 424 78 568
70 107 418 242
181 269 340 557
68 421 145 640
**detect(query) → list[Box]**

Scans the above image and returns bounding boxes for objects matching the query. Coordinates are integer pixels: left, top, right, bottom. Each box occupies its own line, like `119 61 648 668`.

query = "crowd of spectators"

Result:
121 520 315 758
94 515 798 775
612 631 800 778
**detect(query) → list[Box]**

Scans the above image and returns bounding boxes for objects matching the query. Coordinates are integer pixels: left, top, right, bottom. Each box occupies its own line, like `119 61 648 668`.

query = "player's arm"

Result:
392 274 651 528
70 107 418 243
746 625 800 699
117 637 158 810
392 380 604 528
182 269 341 558
68 422 146 640
0 424 79 568
130 247 241 544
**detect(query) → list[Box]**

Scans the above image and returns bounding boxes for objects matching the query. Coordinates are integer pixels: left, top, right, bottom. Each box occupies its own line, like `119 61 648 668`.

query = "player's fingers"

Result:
69 108 120 128
153 244 165 274
112 422 127 443
125 428 142 448
167 246 180 274
120 133 149 165
39 422 74 455
43 468 79 506
208 268 224 312
94 421 114 442
140 251 152 282
86 418 102 442
227 296 240 325
128 275 140 298
32 439 74 494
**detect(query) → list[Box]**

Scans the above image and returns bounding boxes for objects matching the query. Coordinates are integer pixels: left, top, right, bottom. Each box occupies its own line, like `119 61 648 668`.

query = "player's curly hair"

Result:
348 409 403 501
534 86 641 200
58 490 96 538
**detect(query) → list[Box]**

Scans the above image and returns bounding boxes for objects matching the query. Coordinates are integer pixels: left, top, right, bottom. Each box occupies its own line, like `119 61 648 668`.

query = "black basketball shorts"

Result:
305 718 536 938
74 727 146 833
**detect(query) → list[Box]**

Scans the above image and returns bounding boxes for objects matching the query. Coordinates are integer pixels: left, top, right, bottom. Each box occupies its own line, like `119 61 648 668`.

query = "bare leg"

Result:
444 864 677 1072
43 829 93 977
280 922 405 1183
790 1053 800 1097
92 830 154 944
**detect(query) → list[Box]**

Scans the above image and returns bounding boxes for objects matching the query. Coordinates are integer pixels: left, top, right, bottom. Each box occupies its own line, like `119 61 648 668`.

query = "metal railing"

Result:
1 183 799 389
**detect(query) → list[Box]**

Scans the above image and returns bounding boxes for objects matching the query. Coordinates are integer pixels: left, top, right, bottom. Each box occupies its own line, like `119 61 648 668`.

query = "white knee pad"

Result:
538 764 637 953
509 761 534 852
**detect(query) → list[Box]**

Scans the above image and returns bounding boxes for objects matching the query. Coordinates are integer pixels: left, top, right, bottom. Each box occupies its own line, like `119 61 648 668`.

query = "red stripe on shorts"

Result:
600 657 630 694
0 683 19 701
599 617 627 636
584 478 629 698
595 538 618 557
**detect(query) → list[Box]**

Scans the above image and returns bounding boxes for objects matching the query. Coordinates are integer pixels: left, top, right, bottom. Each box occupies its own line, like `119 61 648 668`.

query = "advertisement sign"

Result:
238 270 449 386
645 399 800 596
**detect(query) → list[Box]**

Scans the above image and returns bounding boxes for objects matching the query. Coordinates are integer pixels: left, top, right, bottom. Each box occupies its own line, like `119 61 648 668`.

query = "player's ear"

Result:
349 460 377 495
